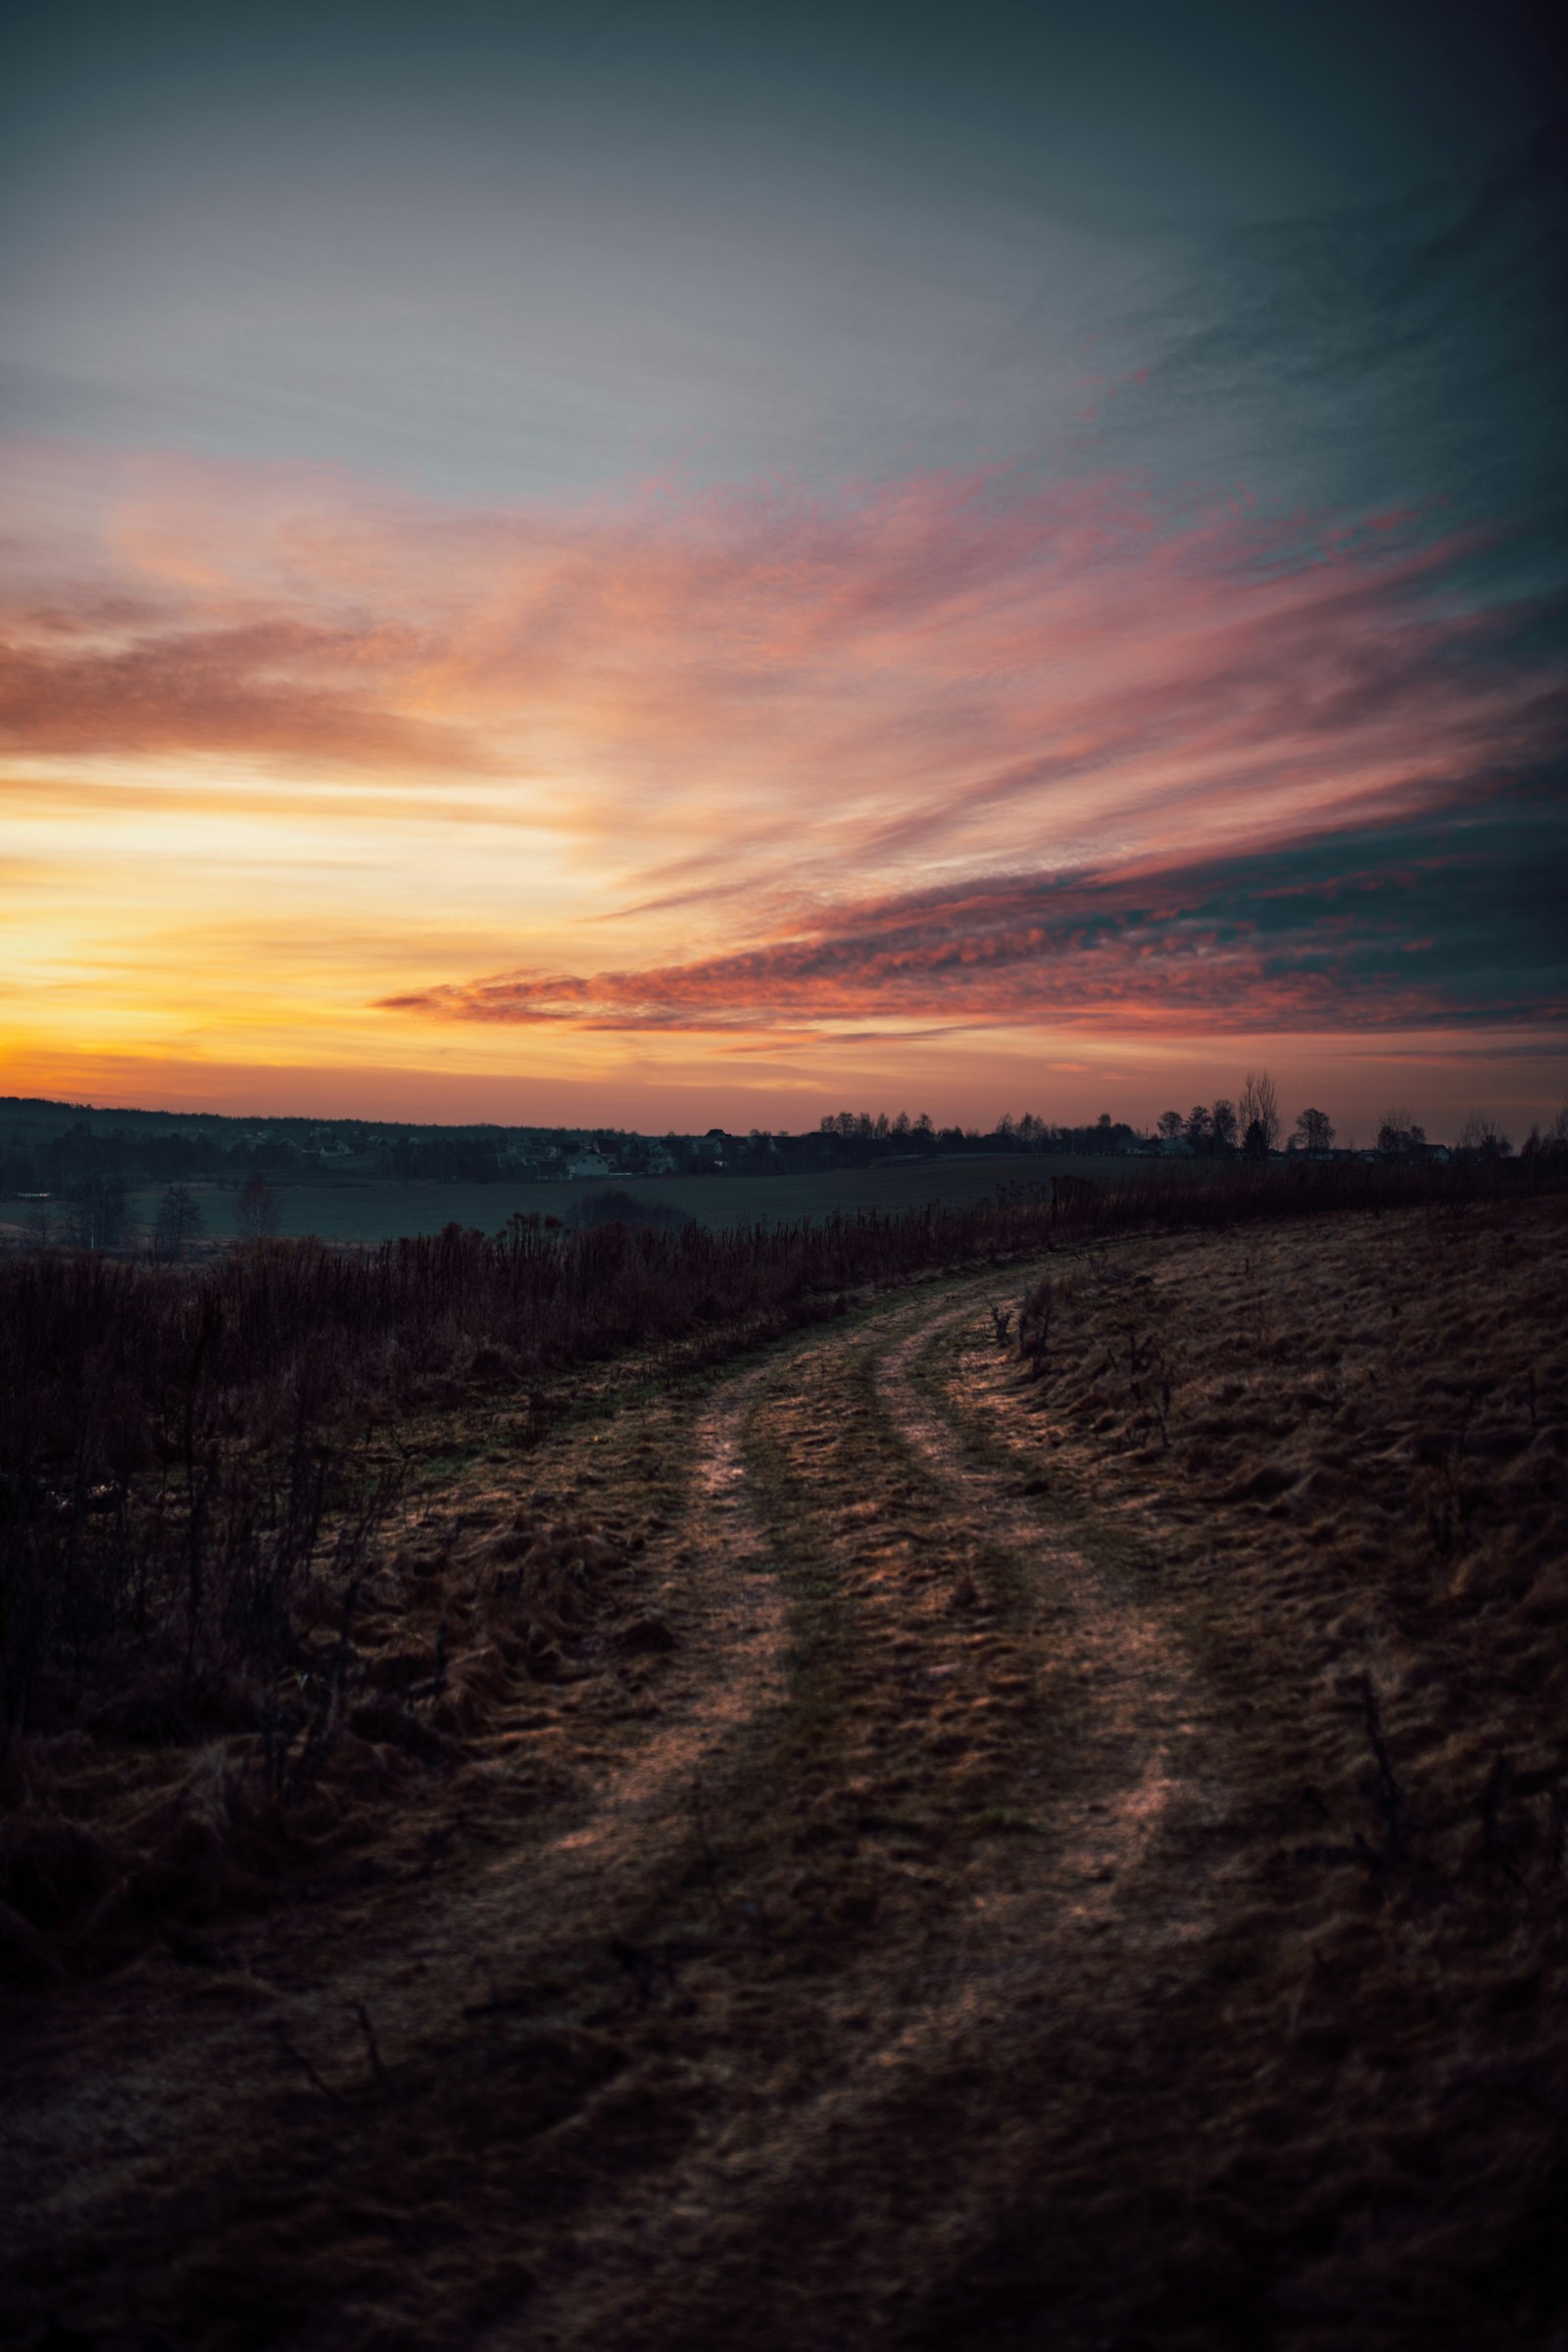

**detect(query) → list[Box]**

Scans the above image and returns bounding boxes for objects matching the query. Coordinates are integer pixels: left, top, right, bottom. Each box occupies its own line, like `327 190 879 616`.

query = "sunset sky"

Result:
3 0 1564 1136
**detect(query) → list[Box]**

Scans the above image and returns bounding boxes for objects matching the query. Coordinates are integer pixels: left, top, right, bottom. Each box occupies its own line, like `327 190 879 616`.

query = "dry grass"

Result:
1010 1194 1567 1823
3 1186 1565 2351
0 1476 651 1984
911 1193 1568 2345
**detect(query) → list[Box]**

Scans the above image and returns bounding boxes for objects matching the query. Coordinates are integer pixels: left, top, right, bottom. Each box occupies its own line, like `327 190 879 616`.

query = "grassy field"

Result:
4 1172 1564 2348
107 1152 1146 1246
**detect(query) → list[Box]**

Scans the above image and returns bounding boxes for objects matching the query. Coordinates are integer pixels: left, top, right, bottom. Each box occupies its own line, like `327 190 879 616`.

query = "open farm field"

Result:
87 1153 1160 1249
2 1183 1565 2348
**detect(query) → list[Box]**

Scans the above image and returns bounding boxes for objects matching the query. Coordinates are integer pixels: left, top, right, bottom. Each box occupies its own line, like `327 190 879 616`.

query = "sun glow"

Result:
2 442 1561 1128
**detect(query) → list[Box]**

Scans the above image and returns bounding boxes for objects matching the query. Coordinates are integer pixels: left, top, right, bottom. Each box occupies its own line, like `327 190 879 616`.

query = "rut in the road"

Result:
507 1281 1232 2352
876 1302 1213 1929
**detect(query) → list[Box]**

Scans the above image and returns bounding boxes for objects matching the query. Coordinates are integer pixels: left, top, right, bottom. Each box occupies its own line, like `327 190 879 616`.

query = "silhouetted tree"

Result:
237 1174 280 1242
153 1184 204 1261
1211 1099 1239 1152
1376 1107 1427 1154
1238 1071 1280 1153
1294 1106 1335 1154
1455 1110 1511 1157
1156 1109 1184 1144
70 1176 128 1250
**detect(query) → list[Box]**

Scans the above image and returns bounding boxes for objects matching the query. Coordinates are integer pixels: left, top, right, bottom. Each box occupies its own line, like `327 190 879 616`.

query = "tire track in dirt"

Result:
876 1298 1216 1933
505 1277 1236 2351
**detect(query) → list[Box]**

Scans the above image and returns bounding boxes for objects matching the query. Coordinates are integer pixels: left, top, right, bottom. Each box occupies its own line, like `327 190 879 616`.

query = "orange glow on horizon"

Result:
2 440 1561 1136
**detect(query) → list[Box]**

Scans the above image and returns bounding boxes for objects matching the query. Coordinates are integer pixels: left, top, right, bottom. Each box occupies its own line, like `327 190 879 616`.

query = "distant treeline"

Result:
808 1109 1141 1157
0 1116 523 1197
0 1102 1147 1201
4 1090 1556 1223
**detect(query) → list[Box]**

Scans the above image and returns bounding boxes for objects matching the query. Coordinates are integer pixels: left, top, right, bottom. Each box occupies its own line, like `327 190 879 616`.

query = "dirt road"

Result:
4 1243 1562 2349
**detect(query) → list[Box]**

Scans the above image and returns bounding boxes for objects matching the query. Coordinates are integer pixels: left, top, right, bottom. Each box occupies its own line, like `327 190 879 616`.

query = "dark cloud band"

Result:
381 765 1567 1035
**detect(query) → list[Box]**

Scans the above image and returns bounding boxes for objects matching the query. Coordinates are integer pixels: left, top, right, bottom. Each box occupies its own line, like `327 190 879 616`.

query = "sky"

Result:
2 0 1565 1138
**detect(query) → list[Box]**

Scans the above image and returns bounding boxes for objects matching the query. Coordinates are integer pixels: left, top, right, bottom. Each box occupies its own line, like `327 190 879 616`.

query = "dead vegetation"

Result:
906 1193 1568 2346
996 1200 1568 1923
0 1465 650 1984
1007 1195 1567 1713
12 1159 1504 1984
3 1177 1567 2350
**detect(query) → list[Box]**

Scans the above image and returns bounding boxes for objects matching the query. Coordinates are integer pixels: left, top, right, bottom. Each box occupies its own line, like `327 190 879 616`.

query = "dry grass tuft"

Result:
0 1482 637 1982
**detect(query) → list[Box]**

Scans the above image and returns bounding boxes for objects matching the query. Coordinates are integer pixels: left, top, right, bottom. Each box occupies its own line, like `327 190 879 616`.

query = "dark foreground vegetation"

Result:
1 1148 1563 1987
2 1154 1566 2350
919 1198 1568 2349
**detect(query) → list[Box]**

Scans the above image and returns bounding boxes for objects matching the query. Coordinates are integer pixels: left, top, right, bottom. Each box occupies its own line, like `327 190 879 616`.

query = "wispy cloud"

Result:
382 765 1567 1035
4 430 1562 1100
2 446 1555 866
0 607 485 767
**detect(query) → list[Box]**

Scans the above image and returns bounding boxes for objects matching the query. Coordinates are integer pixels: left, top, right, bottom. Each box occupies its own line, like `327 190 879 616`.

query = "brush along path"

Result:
0 1365 792 2331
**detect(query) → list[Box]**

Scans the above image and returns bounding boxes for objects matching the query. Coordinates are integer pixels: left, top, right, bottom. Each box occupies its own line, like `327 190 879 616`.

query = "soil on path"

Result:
4 1212 1566 2350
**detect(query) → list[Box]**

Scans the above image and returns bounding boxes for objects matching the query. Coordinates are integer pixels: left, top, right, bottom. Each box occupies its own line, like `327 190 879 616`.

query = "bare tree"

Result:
153 1184 204 1262
1293 1106 1335 1154
70 1177 128 1251
1211 1098 1239 1152
1238 1070 1280 1155
1156 1109 1184 1144
1455 1109 1511 1157
1184 1103 1213 1152
1376 1106 1426 1154
237 1174 280 1242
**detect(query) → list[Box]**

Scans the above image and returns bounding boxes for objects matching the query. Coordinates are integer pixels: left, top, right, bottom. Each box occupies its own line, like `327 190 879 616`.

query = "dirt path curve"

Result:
4 1266 1243 2352
503 1279 1236 2352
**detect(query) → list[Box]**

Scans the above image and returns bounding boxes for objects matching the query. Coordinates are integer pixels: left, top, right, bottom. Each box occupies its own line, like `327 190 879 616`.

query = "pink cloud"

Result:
0 607 485 766
380 770 1567 1035
3 437 1559 1042
1 447 1531 831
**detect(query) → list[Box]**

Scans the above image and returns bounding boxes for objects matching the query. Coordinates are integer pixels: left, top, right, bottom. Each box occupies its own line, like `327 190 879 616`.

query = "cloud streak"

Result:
3 424 1561 1103
382 766 1568 1035
0 609 485 768
1 449 1556 861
